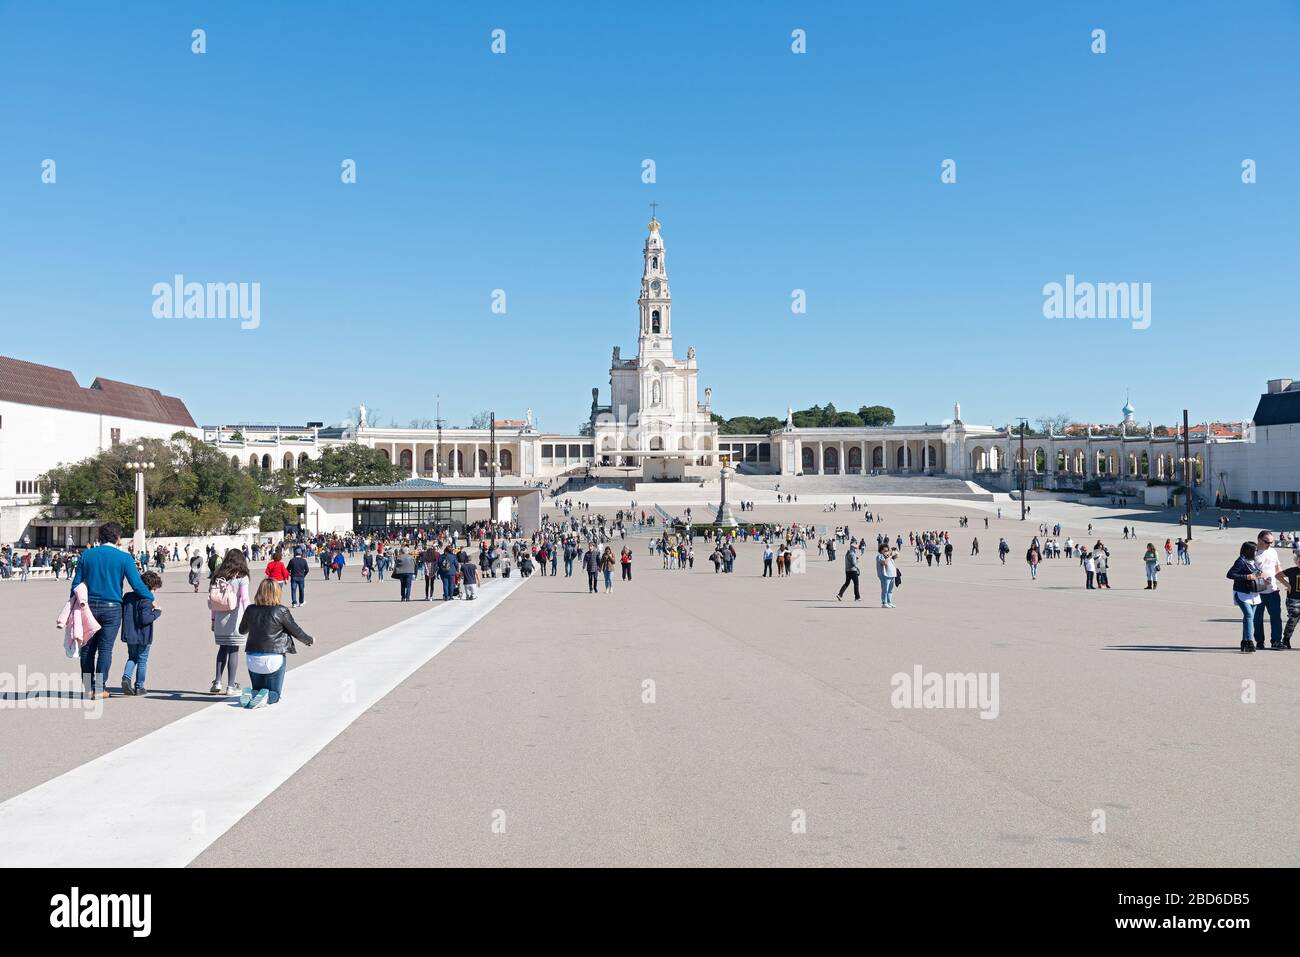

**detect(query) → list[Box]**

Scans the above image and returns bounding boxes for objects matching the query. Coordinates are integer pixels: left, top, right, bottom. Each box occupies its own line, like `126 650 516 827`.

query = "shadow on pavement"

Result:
1104 644 1241 653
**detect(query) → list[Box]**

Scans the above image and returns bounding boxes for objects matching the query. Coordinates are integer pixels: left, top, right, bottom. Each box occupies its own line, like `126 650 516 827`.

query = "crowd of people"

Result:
34 491 1300 715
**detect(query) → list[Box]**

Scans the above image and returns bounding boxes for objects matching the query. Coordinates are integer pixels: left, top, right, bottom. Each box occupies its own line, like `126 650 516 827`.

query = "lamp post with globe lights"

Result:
125 446 155 556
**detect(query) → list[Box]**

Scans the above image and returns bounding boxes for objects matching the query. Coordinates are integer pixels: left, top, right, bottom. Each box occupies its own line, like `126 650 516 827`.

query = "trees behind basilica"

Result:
713 403 896 434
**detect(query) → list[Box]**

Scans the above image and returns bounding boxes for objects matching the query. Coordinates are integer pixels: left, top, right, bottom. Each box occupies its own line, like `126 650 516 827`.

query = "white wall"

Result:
0 399 200 508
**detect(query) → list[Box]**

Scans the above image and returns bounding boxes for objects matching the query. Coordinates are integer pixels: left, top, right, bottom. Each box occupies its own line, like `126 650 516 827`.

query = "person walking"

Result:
394 547 416 601
437 546 459 601
837 545 861 601
238 578 315 707
601 546 616 593
1227 541 1264 653
1026 543 1041 580
208 549 250 696
287 547 310 607
583 544 600 594
119 570 163 697
1093 544 1111 589
1143 543 1160 589
1253 530 1284 650
620 545 632 581
1274 551 1300 650
188 552 204 593
876 543 897 608
1083 548 1096 589
422 545 438 601
70 522 156 699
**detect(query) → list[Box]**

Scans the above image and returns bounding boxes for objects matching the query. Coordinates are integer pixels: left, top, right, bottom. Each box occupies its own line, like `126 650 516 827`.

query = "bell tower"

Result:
638 207 672 358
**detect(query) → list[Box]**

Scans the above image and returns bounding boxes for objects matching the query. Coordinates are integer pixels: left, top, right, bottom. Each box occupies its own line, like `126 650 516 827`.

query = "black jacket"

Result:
238 604 315 655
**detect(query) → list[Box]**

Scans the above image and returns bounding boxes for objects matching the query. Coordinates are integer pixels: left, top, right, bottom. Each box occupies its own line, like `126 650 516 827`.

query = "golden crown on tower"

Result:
648 217 661 233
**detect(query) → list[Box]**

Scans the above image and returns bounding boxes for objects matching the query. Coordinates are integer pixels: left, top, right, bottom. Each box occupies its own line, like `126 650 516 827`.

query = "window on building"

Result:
582 444 593 458
110 428 121 445
541 444 553 461
651 310 661 334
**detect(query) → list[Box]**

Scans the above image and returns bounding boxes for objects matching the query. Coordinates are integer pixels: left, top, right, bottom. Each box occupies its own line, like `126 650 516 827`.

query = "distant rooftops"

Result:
203 424 319 432
0 355 196 428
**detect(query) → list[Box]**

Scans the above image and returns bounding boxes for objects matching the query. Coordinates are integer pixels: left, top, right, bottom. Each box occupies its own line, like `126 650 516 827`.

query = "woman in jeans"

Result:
876 544 897 608
601 546 616 593
1228 542 1264 654
210 549 251 695
238 578 314 707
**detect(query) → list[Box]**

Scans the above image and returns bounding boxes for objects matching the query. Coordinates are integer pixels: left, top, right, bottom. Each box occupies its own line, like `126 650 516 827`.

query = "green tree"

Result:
858 405 896 426
39 432 264 535
298 442 404 488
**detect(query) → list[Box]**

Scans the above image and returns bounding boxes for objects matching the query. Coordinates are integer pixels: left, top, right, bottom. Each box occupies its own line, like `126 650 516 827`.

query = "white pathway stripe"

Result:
0 574 527 868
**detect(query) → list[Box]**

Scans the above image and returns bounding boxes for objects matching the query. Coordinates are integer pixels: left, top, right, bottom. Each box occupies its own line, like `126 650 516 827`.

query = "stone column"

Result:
473 443 480 477
859 440 866 475
410 444 417 478
817 440 824 475
838 441 845 475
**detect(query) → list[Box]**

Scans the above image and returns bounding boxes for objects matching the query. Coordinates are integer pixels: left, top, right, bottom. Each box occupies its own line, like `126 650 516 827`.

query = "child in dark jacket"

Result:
121 571 163 696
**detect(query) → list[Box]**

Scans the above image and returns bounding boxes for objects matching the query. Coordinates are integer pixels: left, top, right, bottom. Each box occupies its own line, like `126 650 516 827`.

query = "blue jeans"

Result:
1254 590 1282 645
122 642 151 686
564 559 573 577
1236 594 1258 644
80 601 122 693
440 574 456 600
879 576 895 605
249 659 287 704
290 578 305 605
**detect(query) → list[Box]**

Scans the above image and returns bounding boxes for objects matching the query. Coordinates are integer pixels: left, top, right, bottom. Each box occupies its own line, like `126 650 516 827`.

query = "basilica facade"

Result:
200 219 1235 498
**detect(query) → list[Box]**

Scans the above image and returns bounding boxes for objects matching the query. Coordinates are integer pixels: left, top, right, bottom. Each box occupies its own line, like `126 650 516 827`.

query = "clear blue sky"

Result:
1 1 1297 432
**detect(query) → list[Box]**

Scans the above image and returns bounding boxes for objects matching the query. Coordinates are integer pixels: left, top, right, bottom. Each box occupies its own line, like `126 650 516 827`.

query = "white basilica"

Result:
590 215 719 480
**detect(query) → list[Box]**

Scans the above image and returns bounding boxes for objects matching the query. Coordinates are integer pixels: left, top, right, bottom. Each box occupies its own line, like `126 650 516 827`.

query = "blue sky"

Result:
1 1 1297 432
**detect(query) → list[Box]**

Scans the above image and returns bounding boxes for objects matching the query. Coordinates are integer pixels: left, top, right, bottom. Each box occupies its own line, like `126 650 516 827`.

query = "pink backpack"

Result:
207 577 239 612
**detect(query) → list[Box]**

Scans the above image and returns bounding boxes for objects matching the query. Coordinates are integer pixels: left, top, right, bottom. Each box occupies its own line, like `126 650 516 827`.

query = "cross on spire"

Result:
649 200 659 220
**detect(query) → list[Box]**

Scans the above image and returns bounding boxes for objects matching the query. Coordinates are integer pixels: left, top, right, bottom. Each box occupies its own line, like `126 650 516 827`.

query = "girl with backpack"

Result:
208 549 251 695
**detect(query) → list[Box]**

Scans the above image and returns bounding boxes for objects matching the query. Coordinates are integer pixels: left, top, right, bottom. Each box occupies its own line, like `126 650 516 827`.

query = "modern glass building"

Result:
353 496 467 532
303 479 545 536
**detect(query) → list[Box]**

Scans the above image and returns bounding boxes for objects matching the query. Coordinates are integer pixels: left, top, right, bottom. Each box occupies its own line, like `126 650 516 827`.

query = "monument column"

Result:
817 440 824 475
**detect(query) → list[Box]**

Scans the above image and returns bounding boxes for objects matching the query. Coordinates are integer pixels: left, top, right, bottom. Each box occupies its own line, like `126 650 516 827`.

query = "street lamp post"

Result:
124 446 156 556
1017 419 1028 521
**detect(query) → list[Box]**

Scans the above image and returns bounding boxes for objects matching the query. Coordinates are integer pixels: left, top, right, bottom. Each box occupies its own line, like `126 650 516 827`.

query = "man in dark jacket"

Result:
583 546 600 594
287 548 310 607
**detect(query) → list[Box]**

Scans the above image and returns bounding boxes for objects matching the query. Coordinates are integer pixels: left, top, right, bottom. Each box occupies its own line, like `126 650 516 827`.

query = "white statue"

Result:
526 407 534 428
358 403 368 428
704 386 712 406
687 346 696 361
953 401 961 422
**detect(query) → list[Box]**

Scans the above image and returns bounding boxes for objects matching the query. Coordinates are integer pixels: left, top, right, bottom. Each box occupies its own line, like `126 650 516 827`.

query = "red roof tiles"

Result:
0 356 196 428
